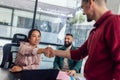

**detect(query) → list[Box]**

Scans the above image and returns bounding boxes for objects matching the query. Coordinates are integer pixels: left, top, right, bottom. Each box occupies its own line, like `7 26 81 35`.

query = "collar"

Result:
66 45 72 50
94 10 112 28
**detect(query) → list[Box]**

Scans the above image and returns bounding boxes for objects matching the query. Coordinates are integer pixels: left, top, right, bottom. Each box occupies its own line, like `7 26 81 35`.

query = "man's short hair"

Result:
82 0 107 3
82 0 89 3
66 33 73 37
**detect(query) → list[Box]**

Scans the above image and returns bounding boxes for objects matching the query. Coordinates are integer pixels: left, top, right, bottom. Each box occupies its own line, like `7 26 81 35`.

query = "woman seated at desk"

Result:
10 29 45 72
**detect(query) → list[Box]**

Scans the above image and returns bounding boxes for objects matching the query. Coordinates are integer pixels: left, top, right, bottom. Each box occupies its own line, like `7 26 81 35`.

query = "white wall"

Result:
107 0 120 14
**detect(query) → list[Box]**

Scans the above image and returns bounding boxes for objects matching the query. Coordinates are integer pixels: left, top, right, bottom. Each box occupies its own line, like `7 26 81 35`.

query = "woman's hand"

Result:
9 66 23 72
44 47 55 58
38 47 55 58
37 48 46 54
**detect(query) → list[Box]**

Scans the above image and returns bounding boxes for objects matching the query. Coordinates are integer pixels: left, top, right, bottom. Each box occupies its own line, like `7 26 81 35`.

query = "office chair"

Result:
0 33 27 68
12 33 28 45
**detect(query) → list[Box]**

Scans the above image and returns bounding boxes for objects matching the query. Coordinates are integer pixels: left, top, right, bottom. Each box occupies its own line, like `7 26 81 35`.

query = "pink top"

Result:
15 42 41 70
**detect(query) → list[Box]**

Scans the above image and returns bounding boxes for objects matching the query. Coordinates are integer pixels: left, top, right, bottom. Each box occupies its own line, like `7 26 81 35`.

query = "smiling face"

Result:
28 30 41 47
64 35 74 48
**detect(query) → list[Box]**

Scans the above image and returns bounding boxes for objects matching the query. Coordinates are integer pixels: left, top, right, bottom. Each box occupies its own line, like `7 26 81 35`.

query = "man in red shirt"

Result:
45 0 120 80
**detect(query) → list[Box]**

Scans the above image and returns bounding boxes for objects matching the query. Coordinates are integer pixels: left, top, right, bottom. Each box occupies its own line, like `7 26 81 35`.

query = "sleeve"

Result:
18 42 38 56
22 54 41 70
70 40 88 61
105 15 120 79
72 60 83 73
32 48 39 55
22 64 39 70
53 56 60 70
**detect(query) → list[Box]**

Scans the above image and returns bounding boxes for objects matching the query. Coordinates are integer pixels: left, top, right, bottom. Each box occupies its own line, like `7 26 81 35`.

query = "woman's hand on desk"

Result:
9 66 23 72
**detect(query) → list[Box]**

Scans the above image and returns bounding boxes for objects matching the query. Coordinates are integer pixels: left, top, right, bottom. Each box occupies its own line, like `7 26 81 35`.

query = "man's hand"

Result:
66 70 76 76
9 66 23 72
44 47 55 58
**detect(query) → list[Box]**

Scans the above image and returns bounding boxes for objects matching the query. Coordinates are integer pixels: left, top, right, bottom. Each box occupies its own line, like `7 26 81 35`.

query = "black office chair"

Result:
12 33 28 45
0 33 27 68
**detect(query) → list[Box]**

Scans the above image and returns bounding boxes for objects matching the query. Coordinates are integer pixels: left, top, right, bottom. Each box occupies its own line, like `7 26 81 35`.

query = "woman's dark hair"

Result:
28 29 41 39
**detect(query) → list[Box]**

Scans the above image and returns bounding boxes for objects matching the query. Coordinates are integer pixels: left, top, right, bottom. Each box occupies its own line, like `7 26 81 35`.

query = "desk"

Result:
0 68 85 80
0 68 59 80
74 73 86 80
0 68 21 80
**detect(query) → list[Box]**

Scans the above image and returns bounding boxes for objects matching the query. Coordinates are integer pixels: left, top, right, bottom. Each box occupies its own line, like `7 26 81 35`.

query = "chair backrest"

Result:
12 33 28 45
0 44 12 68
0 33 27 68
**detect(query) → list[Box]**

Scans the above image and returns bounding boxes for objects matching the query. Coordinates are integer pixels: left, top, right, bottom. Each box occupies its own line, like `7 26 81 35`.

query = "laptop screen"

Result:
21 69 59 80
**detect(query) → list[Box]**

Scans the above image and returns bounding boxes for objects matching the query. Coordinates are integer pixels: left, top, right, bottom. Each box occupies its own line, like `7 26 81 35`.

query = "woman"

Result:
10 29 44 72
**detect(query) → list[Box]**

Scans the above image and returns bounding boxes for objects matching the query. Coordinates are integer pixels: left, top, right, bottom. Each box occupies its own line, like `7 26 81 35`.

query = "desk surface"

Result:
0 68 59 80
74 73 86 80
0 68 17 80
0 68 85 80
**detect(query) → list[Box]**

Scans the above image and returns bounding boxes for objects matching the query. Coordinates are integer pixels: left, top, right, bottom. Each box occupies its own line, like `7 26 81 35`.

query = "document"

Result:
56 71 70 80
74 76 86 80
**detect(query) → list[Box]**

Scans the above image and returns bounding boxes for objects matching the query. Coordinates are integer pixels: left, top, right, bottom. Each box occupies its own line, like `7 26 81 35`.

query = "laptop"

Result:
21 69 59 80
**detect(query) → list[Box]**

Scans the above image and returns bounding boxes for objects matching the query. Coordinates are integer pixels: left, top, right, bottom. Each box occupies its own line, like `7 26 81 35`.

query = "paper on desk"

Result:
56 71 70 80
75 76 86 80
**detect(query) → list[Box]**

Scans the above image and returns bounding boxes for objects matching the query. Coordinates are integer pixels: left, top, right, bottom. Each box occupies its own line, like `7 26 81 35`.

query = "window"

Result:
69 25 92 47
13 10 39 28
17 16 33 28
0 7 12 25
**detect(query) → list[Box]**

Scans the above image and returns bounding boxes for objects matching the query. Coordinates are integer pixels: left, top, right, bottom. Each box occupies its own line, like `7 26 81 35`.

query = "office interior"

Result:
0 0 120 74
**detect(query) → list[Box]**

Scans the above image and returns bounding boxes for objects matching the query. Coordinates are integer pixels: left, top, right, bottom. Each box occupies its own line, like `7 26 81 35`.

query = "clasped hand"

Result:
38 47 55 58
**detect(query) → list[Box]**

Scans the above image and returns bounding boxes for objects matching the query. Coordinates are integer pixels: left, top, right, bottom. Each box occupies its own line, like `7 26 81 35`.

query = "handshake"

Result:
38 47 55 58
38 46 69 59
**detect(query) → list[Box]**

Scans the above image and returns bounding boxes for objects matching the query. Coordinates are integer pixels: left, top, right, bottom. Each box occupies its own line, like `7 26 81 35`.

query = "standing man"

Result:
45 0 120 80
53 33 82 76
